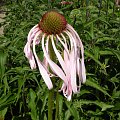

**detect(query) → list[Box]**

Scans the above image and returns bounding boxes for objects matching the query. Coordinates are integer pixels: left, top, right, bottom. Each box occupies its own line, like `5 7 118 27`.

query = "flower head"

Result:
24 10 86 101
39 11 67 35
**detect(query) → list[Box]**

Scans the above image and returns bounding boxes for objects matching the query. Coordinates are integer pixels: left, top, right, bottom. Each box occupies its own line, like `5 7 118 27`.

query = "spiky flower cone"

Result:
39 11 67 35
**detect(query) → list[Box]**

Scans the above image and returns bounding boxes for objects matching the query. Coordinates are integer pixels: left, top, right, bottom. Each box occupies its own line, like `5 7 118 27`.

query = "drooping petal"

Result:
42 34 67 84
27 24 39 42
63 49 70 76
24 39 36 69
57 34 69 54
64 49 69 64
67 82 72 101
45 35 49 53
66 24 84 59
66 24 79 46
42 35 49 70
65 30 77 57
64 31 74 51
60 81 72 101
33 32 53 89
81 58 86 83
24 25 41 69
66 24 86 83
77 58 82 81
29 55 37 69
64 30 78 93
76 58 82 91
51 35 68 75
69 49 77 93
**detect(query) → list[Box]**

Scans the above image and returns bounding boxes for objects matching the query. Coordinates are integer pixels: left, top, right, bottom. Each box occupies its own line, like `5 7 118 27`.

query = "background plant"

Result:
0 0 120 120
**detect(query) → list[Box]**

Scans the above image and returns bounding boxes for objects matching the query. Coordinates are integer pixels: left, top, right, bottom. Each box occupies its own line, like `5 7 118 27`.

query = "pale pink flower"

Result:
24 11 86 101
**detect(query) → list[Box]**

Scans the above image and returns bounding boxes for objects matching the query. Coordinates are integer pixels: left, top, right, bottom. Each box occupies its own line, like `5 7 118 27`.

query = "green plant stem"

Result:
55 89 60 120
48 36 55 120
48 89 54 120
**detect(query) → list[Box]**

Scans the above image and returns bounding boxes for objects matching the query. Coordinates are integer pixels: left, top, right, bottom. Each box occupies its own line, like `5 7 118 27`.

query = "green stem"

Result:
48 36 62 120
55 89 59 120
48 89 54 120
48 36 55 120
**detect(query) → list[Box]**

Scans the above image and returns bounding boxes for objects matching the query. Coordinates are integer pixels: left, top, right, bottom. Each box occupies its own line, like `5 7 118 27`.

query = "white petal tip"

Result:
82 75 86 83
82 79 86 84
48 85 53 90
67 96 71 101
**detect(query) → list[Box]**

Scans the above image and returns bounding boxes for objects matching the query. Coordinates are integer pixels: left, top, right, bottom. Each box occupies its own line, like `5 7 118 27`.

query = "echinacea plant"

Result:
24 10 86 101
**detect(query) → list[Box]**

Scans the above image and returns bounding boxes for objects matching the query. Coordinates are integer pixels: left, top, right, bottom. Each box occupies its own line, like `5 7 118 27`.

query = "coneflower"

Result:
24 10 86 101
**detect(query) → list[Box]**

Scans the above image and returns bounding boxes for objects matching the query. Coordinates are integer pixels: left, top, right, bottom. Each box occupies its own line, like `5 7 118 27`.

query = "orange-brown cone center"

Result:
39 11 67 35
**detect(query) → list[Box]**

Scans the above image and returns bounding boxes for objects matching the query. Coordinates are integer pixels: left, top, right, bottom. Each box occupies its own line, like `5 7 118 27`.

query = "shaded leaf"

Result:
86 78 111 97
74 100 114 111
28 89 37 120
65 101 79 120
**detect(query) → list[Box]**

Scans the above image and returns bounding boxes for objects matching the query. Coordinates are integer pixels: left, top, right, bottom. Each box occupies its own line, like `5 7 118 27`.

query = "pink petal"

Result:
24 25 41 69
24 41 36 69
57 34 69 54
81 58 86 83
33 32 53 89
76 58 82 91
61 82 72 101
67 24 86 83
64 31 73 51
77 57 82 81
65 30 77 57
27 24 39 42
42 34 67 84
70 49 77 93
51 36 68 75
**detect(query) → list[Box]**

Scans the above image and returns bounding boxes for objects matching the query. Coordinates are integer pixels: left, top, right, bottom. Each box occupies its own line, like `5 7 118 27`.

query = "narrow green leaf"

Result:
74 100 114 111
0 107 8 119
96 37 119 43
85 51 105 69
86 78 111 97
90 22 94 39
28 89 37 120
84 17 100 28
99 50 113 55
16 76 25 101
77 89 91 97
112 90 120 98
0 93 16 110
3 76 9 94
41 92 48 113
64 110 71 120
0 52 7 79
110 49 120 61
65 101 79 120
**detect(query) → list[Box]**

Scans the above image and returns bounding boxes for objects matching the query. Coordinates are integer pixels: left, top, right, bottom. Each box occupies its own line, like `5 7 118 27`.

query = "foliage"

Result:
0 0 120 119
